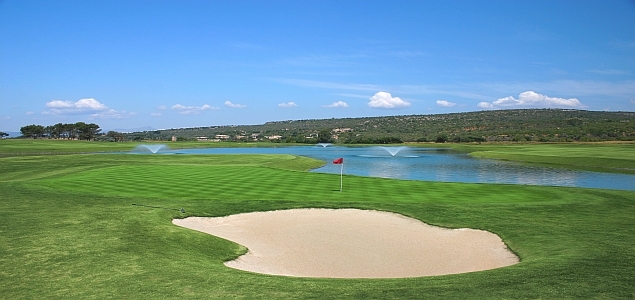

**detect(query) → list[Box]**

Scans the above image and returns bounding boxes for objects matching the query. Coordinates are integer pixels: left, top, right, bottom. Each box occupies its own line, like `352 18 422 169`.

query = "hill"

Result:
125 109 635 143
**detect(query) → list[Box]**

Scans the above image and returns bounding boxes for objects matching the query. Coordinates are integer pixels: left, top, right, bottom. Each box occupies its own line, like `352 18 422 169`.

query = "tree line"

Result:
124 109 635 144
9 109 635 144
19 122 102 141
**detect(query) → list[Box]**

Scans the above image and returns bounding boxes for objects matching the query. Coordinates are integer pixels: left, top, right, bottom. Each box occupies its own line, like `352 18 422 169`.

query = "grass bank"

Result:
440 142 635 174
1 153 634 299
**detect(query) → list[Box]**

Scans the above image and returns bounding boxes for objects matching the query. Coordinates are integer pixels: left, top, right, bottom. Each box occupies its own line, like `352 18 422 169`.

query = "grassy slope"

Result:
1 153 634 299
445 143 635 174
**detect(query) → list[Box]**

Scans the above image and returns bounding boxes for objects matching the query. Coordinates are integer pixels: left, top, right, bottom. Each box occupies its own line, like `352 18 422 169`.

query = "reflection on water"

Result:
366 159 411 179
164 146 635 191
474 160 579 187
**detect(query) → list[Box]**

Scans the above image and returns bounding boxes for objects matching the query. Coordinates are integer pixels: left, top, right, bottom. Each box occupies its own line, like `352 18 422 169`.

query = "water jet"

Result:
132 144 169 154
378 146 408 157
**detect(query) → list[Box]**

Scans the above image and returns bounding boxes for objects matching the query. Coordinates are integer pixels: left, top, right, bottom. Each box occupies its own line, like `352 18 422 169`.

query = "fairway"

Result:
1 150 634 298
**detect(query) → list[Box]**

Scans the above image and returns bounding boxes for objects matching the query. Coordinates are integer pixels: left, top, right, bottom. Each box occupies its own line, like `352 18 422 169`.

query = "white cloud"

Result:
436 100 456 107
224 101 246 108
25 111 34 115
157 105 167 110
478 91 583 109
1 116 11 120
44 98 109 115
90 109 136 119
477 101 494 109
171 103 219 114
480 80 635 99
323 101 349 108
368 91 410 109
279 78 634 104
278 102 298 108
150 112 162 117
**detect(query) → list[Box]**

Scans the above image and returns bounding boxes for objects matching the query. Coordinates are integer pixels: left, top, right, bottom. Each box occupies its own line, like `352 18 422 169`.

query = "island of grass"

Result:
0 140 634 298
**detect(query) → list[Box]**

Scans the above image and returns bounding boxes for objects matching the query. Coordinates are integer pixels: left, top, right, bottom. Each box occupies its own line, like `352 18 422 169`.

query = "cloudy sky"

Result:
1 0 634 132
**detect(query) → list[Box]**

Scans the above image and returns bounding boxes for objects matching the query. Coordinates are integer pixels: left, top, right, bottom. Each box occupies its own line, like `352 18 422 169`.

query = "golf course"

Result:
1 140 634 299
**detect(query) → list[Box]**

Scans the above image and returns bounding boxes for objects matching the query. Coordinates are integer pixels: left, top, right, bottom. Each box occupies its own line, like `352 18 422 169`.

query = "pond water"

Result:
147 145 635 191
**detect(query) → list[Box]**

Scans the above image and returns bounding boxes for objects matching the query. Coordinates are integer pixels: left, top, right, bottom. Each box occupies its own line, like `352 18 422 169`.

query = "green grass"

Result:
1 141 635 298
0 139 135 155
0 139 301 157
446 143 635 174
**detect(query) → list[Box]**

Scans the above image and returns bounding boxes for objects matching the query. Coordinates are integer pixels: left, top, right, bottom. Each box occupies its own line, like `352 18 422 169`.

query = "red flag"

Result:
333 158 343 164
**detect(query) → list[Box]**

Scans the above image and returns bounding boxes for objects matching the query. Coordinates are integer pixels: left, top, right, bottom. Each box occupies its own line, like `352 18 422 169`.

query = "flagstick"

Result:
339 163 343 192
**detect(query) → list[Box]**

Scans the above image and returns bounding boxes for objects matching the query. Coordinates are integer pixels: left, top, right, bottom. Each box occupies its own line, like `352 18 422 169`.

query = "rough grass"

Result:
1 152 634 299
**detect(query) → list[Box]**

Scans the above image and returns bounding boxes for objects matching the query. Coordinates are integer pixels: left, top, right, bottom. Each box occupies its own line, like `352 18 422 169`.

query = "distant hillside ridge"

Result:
125 109 635 143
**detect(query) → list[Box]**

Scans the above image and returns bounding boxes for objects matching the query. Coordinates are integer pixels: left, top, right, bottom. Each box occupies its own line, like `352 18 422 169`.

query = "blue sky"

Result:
1 0 634 133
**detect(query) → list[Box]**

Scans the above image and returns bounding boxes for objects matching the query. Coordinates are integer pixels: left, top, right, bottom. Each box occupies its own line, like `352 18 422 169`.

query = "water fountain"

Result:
317 143 333 147
378 146 408 157
132 144 169 154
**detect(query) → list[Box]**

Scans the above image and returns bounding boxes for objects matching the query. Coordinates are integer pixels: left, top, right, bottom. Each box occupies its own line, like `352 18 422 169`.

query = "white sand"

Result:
173 209 519 278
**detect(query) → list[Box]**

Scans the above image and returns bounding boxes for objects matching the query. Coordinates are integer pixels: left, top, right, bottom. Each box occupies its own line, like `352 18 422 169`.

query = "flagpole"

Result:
340 161 343 192
333 158 344 192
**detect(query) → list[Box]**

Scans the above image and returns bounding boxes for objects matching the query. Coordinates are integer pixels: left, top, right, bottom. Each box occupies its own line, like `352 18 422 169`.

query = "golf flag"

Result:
333 158 344 192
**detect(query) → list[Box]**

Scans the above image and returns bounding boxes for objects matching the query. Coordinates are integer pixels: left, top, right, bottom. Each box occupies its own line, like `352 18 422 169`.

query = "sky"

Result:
1 0 634 133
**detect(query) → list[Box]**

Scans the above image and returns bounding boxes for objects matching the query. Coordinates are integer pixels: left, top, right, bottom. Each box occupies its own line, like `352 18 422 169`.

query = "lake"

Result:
138 145 635 191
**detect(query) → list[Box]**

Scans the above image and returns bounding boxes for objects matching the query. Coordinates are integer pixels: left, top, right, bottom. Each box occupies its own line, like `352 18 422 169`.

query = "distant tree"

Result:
317 128 334 143
50 123 65 139
20 124 45 139
435 134 448 143
76 122 101 140
44 125 54 138
106 131 125 142
0 132 8 138
51 123 78 139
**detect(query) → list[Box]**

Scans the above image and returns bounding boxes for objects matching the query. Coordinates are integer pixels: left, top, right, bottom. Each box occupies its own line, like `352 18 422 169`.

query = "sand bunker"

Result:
173 209 518 278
